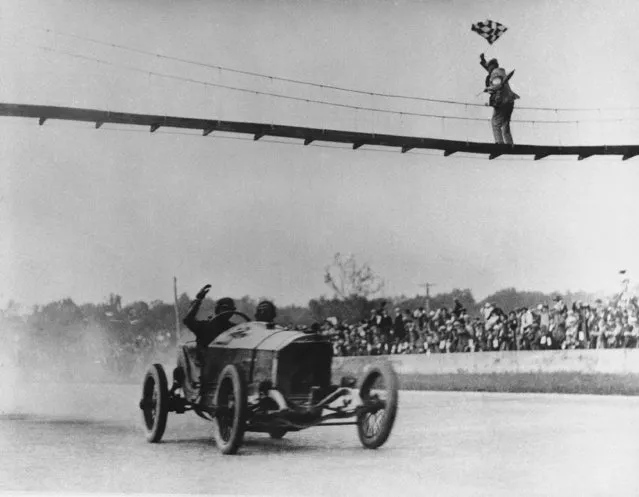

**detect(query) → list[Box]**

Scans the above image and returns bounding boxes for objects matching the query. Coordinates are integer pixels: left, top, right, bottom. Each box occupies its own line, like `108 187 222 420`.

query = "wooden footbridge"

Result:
1 103 637 161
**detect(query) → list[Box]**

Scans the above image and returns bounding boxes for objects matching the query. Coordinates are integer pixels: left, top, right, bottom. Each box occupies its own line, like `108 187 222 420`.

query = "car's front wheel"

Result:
356 362 399 449
140 364 169 443
212 364 247 455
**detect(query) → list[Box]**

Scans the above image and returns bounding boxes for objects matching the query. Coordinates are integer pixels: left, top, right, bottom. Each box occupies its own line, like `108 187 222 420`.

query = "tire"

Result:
268 429 287 440
212 364 247 455
356 362 399 449
140 364 169 443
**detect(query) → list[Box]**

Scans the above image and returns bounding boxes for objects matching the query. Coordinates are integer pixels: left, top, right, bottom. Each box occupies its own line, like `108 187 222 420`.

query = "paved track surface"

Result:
1 383 638 496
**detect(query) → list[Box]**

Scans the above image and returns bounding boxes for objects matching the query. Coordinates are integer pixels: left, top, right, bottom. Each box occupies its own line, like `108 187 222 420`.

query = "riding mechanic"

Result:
254 300 277 328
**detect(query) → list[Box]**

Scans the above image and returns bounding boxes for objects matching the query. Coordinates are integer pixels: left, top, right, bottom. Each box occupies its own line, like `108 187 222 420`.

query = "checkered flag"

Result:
471 20 508 45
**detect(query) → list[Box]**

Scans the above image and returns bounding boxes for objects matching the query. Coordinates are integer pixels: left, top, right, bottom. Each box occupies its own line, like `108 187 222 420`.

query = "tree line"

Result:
1 286 607 344
0 253 612 345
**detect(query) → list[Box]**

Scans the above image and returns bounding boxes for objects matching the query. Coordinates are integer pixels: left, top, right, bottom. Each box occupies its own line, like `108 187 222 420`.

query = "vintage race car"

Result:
139 311 399 454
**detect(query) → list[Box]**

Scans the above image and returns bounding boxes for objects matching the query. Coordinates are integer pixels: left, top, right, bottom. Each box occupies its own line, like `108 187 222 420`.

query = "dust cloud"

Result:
0 320 178 423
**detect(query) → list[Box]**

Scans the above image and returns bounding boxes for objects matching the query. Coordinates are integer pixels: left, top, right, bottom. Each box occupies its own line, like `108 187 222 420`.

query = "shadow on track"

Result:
0 412 136 434
159 433 330 455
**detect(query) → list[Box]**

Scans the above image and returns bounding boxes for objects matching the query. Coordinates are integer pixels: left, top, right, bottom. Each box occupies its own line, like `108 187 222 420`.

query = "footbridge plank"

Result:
1 103 636 160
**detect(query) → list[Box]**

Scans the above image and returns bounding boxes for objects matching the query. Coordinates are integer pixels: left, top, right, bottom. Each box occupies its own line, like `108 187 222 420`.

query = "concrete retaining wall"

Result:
333 349 639 378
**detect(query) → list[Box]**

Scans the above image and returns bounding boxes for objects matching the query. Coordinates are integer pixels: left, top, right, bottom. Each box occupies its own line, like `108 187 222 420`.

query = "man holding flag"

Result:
480 54 520 145
472 20 519 145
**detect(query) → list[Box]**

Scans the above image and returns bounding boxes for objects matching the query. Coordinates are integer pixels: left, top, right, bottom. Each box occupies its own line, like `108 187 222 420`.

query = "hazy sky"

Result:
1 0 638 309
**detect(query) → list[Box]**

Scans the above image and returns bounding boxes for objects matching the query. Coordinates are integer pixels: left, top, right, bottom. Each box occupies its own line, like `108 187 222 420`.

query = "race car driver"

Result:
183 284 237 347
182 285 237 402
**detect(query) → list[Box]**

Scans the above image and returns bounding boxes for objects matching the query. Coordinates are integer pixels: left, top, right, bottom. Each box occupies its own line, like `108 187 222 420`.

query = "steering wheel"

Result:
210 310 252 323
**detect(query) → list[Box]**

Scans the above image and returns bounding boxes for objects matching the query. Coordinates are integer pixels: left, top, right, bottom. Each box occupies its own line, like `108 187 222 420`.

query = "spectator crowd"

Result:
2 289 638 381
318 295 639 356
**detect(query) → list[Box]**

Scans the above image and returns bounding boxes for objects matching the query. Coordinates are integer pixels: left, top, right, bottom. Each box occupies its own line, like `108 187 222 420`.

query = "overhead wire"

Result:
2 18 638 113
5 38 639 127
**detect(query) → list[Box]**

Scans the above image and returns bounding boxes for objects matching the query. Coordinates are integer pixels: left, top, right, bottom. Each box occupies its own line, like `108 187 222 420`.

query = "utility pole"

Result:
618 269 630 306
419 283 436 313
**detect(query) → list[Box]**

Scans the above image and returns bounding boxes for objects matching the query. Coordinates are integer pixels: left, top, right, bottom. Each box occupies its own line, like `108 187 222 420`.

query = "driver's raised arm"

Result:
182 284 211 337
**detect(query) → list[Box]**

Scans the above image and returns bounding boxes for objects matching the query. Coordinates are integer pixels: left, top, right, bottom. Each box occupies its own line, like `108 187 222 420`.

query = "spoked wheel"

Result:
356 362 399 449
268 429 287 440
212 364 246 455
140 364 169 443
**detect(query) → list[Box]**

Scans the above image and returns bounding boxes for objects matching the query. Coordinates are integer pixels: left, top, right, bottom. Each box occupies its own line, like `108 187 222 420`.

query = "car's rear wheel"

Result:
356 362 399 449
212 364 246 455
268 429 287 440
140 364 169 443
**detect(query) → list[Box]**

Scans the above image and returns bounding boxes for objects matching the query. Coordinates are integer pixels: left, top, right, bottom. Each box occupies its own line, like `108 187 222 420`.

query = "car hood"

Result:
210 322 327 351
